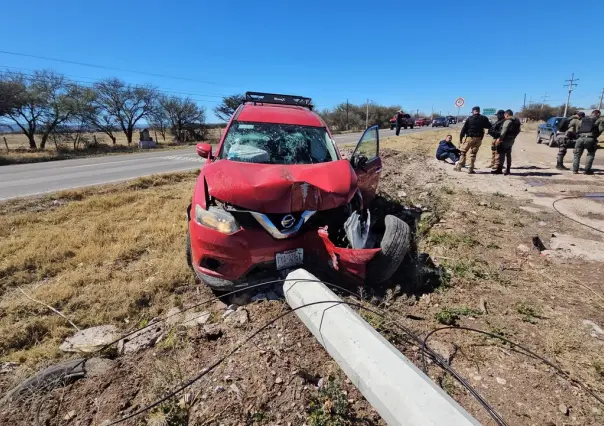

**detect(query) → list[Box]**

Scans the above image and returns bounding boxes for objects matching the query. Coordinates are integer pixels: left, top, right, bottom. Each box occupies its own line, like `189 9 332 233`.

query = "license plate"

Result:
276 248 303 270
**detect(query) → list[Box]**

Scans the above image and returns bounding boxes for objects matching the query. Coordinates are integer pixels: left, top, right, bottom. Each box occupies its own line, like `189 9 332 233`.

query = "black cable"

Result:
421 326 604 407
552 196 604 234
101 300 507 426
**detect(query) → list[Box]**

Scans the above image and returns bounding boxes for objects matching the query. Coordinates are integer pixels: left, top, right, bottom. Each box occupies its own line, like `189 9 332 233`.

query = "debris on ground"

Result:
59 325 118 353
117 323 165 354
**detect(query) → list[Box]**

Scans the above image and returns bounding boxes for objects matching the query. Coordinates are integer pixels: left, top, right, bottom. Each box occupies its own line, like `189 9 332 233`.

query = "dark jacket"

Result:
488 119 505 139
460 114 491 141
436 140 459 158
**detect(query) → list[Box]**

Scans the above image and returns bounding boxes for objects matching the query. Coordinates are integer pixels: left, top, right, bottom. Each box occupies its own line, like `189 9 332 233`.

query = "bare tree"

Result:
0 71 82 150
149 104 170 142
91 78 158 144
0 79 25 118
160 95 205 142
213 94 244 122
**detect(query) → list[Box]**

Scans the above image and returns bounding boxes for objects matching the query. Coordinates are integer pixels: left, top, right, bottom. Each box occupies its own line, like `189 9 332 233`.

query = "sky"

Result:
1 0 603 122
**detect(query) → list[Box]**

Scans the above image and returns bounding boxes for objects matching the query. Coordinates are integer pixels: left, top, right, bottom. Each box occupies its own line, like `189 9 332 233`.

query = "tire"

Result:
366 215 411 284
536 132 542 144
548 134 556 147
410 125 414 129
403 126 407 130
185 228 193 269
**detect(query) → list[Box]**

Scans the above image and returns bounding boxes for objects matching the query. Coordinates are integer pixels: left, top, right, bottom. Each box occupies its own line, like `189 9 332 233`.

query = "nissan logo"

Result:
281 214 295 229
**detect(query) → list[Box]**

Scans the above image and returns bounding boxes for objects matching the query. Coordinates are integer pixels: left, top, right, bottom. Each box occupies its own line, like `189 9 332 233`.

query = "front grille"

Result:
263 212 304 232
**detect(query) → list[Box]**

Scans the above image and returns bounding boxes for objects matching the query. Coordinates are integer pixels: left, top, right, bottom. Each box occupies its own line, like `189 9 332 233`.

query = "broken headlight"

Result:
195 204 240 234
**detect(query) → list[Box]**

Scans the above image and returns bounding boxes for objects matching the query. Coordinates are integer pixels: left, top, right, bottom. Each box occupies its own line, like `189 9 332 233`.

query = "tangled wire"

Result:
6 278 602 426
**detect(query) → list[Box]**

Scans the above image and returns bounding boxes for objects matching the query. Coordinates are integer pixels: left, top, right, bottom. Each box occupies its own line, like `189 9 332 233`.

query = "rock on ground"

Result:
59 325 118 353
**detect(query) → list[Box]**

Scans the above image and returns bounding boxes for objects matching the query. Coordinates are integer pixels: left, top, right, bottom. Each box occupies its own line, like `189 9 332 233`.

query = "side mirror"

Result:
196 143 212 159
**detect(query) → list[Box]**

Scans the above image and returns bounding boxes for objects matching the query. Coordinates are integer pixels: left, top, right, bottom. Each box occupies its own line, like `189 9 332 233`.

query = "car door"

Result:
351 125 381 205
542 118 554 138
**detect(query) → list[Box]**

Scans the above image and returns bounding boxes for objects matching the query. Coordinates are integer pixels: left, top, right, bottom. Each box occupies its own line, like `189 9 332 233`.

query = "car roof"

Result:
237 104 324 127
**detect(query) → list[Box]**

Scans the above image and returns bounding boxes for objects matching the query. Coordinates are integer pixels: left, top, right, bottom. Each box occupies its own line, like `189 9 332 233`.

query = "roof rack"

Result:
244 92 313 110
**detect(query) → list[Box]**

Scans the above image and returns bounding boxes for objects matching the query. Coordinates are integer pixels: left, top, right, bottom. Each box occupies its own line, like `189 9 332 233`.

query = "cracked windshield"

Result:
220 122 338 164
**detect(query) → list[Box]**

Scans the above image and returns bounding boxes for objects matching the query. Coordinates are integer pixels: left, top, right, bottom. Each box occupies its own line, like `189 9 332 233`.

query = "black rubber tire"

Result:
536 132 542 144
410 125 414 129
548 134 556 147
366 215 411 284
185 228 193 269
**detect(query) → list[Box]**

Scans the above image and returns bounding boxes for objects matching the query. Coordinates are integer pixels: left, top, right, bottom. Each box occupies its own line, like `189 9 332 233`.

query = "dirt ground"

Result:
1 128 604 425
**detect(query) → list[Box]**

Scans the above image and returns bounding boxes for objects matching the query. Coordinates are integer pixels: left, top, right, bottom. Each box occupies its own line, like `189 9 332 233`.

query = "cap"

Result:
496 109 505 116
593 109 601 115
472 106 480 112
578 112 586 118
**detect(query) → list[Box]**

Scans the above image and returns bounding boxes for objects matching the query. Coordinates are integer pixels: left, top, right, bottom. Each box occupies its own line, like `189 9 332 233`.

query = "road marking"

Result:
160 155 205 163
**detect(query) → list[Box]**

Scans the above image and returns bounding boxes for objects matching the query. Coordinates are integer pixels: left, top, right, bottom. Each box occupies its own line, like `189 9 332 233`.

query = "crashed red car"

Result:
186 92 410 291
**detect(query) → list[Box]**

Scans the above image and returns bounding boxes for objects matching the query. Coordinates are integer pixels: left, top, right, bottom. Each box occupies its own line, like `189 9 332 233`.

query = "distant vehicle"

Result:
536 116 565 147
415 117 430 127
432 117 449 127
446 116 457 124
389 113 414 130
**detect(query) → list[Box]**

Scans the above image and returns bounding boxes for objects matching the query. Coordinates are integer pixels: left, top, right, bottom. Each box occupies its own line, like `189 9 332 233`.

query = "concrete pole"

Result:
365 99 369 129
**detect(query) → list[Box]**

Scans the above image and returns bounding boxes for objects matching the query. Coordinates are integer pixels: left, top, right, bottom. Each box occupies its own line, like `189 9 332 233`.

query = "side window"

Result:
353 126 378 160
547 118 555 125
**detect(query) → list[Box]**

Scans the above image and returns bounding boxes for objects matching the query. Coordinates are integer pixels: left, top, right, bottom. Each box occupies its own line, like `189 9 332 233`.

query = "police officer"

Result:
488 110 505 169
573 110 604 175
455 106 491 174
492 109 520 175
556 112 584 170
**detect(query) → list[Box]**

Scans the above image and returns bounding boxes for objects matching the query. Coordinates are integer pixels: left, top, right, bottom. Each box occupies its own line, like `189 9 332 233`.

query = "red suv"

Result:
186 92 410 291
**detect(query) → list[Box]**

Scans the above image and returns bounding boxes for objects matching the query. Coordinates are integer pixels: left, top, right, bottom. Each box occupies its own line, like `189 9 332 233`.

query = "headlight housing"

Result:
195 204 240 234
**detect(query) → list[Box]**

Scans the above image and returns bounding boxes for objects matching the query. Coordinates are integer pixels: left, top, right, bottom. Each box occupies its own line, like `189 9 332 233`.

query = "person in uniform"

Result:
455 106 491 174
488 110 505 169
492 110 520 175
573 110 604 175
556 112 584 170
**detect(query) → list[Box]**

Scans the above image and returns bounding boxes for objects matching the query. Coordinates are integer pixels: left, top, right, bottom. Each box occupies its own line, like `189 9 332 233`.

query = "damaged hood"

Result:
202 160 357 213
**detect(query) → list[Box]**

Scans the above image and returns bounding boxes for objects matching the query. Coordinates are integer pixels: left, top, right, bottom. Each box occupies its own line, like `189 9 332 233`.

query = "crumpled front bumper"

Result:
189 220 380 288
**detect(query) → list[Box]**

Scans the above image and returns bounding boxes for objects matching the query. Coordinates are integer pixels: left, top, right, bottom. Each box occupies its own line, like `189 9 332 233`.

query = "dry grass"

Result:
0 128 223 165
0 172 198 365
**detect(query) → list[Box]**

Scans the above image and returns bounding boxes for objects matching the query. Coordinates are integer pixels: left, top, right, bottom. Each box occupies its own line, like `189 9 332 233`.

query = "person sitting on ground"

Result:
436 134 461 164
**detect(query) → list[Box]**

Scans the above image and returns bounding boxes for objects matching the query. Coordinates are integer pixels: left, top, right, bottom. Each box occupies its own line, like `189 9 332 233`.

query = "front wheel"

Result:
366 215 411 284
536 132 542 144
548 134 556 147
410 125 414 129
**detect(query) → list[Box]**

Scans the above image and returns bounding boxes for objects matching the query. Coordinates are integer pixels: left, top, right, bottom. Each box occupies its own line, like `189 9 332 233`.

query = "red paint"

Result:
200 160 357 213
318 228 380 278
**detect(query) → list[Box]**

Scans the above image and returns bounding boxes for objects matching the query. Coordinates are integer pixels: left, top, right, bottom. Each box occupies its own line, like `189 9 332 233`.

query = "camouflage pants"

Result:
455 136 483 172
557 136 570 158
490 142 498 169
573 137 597 173
496 144 513 172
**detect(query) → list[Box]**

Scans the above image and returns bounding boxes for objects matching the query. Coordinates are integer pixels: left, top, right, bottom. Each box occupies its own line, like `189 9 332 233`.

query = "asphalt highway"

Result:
0 126 443 201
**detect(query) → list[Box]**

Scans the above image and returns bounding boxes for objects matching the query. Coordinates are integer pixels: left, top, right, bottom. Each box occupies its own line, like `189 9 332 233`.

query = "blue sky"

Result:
1 0 603 122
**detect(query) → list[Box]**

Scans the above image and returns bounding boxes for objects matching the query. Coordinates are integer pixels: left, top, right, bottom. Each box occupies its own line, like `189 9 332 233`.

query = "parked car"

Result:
415 117 430 127
446 116 457 124
389 113 414 130
536 116 565 147
431 117 449 127
186 92 411 292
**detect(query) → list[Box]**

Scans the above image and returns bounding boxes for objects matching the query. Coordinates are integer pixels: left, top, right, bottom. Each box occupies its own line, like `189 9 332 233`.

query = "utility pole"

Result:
365 99 369 129
563 73 578 117
523 93 526 110
598 88 603 110
416 108 419 118
540 93 549 109
346 99 349 131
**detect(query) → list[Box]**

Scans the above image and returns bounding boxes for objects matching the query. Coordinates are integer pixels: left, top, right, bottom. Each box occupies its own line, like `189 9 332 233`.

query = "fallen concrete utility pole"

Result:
284 269 480 426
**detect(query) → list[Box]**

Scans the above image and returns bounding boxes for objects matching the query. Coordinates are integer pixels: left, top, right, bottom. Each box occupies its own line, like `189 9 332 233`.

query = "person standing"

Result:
492 110 521 175
572 110 604 175
455 106 491 174
556 112 584 170
488 110 506 169
436 134 461 163
395 110 405 136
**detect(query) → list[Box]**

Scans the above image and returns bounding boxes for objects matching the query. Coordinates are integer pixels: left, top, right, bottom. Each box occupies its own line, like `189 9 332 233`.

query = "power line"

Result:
540 93 549 109
563 73 578 117
0 49 239 89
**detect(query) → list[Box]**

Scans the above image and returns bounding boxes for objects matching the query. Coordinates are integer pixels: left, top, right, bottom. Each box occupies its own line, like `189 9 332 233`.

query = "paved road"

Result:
0 126 443 201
